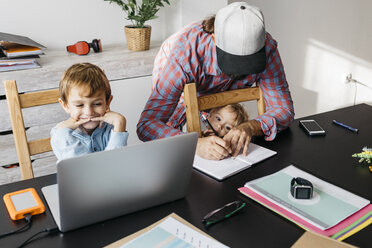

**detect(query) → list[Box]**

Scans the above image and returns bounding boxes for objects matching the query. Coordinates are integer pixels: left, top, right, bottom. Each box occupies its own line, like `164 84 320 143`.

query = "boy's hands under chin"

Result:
91 111 126 132
58 118 91 130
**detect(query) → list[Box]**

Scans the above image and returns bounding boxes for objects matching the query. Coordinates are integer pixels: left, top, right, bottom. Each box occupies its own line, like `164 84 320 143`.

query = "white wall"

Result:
110 77 153 145
1 0 226 49
179 0 227 26
3 0 371 118
230 0 372 118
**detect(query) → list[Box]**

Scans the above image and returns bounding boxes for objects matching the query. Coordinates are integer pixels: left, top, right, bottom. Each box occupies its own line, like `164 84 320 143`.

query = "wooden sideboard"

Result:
0 42 160 181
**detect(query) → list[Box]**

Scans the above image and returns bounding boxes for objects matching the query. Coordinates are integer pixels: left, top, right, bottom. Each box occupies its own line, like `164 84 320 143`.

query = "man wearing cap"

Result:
137 2 294 160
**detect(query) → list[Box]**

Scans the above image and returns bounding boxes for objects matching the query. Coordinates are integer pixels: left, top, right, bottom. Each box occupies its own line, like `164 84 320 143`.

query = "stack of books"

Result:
0 32 46 72
239 165 372 241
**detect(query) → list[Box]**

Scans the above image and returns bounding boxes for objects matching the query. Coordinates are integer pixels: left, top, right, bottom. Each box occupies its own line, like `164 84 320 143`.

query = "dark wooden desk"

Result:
1 104 371 248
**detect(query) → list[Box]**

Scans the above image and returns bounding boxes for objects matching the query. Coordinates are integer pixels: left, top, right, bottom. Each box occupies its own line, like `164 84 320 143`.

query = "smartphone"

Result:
299 119 326 136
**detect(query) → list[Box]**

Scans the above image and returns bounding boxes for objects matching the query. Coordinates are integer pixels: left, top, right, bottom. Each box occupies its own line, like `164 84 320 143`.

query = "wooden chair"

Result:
184 82 266 137
4 80 59 180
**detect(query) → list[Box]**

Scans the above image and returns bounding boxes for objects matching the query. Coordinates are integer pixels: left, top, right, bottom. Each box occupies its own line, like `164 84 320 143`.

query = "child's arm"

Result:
91 111 126 132
92 111 128 150
202 129 215 137
50 126 92 160
57 118 91 130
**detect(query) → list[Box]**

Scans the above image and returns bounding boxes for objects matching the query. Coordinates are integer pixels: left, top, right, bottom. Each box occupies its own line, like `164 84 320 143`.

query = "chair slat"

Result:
184 83 266 136
4 80 57 180
198 87 261 111
3 80 34 179
29 138 52 156
19 89 59 108
184 83 202 136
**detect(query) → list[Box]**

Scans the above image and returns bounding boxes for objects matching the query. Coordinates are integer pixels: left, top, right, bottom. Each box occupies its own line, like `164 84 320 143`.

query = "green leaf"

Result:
103 0 172 26
148 16 159 20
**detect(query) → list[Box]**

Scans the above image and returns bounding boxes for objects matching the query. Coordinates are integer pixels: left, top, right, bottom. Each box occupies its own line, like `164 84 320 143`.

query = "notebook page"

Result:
236 143 277 164
193 155 247 180
193 143 276 180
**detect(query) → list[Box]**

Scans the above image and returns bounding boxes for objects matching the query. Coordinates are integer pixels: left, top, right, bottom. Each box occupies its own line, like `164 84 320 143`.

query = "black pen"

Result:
201 114 219 137
202 114 234 157
332 120 359 133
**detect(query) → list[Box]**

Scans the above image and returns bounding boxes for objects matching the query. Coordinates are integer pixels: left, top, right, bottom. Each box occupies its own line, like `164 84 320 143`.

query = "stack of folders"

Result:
238 165 372 241
0 32 45 72
0 58 40 72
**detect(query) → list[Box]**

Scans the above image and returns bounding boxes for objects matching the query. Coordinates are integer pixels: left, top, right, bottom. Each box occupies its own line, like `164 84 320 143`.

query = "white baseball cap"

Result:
214 2 266 75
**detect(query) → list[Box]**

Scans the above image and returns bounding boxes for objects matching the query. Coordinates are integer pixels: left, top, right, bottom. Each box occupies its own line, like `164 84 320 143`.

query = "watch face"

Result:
295 186 312 199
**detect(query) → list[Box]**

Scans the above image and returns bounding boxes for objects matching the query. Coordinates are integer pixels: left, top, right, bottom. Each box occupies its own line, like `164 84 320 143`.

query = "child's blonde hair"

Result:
59 63 111 103
212 103 249 126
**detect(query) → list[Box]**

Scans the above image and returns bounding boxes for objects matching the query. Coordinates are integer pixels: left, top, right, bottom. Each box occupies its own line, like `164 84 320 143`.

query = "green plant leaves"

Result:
104 0 171 28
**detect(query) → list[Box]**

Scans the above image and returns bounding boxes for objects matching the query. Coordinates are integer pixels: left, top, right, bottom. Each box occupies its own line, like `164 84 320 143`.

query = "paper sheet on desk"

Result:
120 216 228 248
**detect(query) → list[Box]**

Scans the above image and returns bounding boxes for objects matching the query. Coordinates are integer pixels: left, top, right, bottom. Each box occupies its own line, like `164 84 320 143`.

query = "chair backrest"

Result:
184 82 265 137
4 80 59 180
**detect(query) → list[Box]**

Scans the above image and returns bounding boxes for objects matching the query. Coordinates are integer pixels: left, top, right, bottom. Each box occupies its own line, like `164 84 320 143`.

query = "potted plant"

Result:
105 0 170 51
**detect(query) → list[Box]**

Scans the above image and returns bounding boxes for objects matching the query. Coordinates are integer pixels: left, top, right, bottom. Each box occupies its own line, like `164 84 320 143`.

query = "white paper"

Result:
121 216 228 248
193 143 277 180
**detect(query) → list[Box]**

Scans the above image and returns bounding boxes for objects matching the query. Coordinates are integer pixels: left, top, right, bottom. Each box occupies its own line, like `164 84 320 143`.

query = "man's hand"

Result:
196 136 232 160
57 118 90 130
91 111 126 132
223 120 263 157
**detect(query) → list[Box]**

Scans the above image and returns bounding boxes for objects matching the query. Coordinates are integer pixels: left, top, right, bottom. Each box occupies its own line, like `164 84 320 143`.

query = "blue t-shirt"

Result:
51 122 129 161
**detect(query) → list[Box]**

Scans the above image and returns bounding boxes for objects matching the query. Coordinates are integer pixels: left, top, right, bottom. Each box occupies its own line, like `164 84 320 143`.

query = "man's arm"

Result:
222 34 294 157
255 33 295 141
136 86 183 141
136 48 189 141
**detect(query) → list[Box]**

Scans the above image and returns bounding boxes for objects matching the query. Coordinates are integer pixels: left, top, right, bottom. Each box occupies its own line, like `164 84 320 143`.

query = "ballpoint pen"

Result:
332 120 359 133
201 114 236 158
201 114 219 137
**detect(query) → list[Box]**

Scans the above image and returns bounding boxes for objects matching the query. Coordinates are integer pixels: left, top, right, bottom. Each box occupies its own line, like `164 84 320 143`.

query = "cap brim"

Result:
216 46 266 75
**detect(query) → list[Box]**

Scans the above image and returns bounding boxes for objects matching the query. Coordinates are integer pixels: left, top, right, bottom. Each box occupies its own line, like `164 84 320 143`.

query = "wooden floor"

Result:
0 155 57 185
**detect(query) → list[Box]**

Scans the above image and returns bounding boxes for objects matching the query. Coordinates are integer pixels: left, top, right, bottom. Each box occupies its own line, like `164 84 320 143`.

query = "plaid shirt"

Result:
137 21 294 141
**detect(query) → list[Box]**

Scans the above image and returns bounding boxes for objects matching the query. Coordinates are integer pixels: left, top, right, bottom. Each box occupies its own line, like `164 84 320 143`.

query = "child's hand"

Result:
58 118 91 130
202 129 215 137
91 111 126 132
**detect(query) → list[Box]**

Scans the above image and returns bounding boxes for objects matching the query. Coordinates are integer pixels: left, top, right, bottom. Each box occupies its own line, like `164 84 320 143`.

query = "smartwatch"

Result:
290 177 313 199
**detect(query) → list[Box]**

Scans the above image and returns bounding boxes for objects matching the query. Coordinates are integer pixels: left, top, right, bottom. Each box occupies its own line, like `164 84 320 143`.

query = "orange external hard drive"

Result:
3 188 45 220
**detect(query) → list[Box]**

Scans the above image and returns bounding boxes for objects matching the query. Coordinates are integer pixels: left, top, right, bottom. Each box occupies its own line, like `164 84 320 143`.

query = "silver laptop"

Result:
42 133 198 232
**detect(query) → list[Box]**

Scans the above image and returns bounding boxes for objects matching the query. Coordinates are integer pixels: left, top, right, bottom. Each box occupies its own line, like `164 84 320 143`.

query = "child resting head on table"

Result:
202 103 249 138
50 63 128 161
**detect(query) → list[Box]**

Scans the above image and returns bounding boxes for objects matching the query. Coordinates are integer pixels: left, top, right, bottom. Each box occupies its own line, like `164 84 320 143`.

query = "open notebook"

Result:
193 143 277 180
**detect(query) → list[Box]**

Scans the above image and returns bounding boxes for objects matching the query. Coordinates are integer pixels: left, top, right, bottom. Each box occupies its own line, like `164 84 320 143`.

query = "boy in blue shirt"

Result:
51 63 129 160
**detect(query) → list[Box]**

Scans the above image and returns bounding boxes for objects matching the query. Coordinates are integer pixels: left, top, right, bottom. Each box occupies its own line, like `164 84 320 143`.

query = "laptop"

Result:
42 132 198 232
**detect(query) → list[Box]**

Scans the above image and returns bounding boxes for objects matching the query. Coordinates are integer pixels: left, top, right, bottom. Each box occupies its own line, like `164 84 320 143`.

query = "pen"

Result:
332 120 359 133
201 114 219 137
201 114 234 157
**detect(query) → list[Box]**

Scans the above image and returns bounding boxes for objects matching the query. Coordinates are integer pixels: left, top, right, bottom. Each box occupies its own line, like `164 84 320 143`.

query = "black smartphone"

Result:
299 120 326 136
